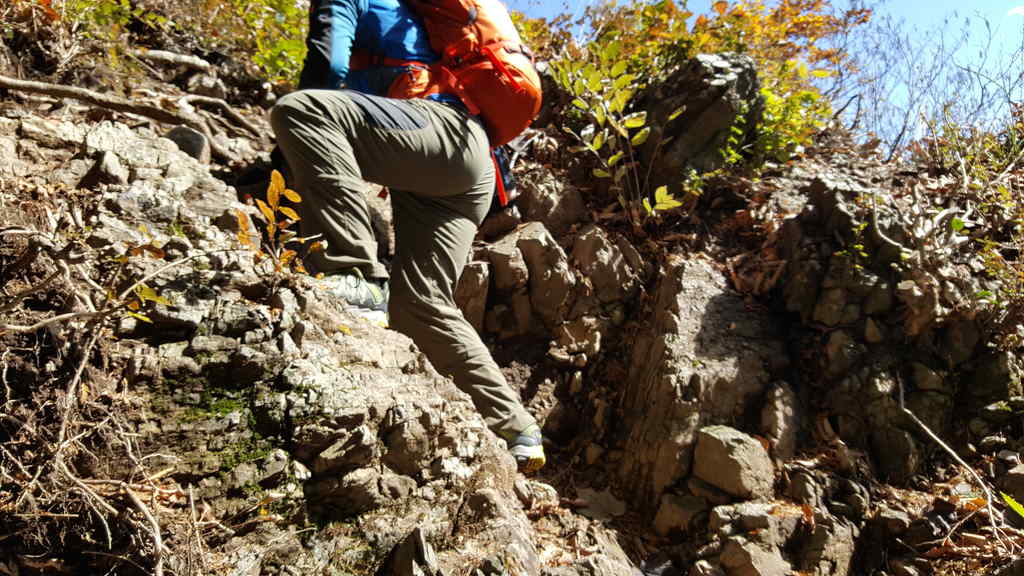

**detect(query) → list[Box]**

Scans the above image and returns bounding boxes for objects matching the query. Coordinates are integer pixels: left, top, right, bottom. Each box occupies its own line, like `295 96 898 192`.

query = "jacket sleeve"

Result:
298 0 368 89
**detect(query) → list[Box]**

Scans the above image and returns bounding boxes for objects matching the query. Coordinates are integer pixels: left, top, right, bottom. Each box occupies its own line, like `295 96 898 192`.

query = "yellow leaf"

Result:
236 210 253 248
283 188 302 203
268 170 285 210
338 324 352 335
279 206 301 221
256 198 275 223
127 311 152 323
630 127 651 146
280 250 298 266
653 185 683 211
136 284 171 306
712 1 728 16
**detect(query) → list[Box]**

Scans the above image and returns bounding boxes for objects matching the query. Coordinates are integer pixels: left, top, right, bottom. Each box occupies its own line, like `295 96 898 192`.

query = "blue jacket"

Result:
298 0 438 95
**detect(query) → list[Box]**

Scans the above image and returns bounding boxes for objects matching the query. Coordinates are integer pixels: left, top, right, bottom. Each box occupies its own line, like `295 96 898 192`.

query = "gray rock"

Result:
760 381 799 461
514 479 559 510
484 231 530 293
688 476 733 506
640 53 762 192
455 261 490 334
78 150 129 189
186 73 228 100
307 467 385 518
870 426 920 485
313 426 380 476
799 514 857 576
813 288 846 326
719 536 791 576
823 331 863 379
967 351 1021 405
571 225 639 304
654 492 707 536
1000 464 1024 501
376 526 445 576
517 222 576 329
617 258 784 512
165 125 211 164
693 426 775 500
382 413 432 479
516 165 587 236
478 204 523 239
19 116 86 148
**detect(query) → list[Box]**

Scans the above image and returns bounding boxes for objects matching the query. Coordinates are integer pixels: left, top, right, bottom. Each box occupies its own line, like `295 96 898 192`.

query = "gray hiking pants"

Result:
270 89 536 439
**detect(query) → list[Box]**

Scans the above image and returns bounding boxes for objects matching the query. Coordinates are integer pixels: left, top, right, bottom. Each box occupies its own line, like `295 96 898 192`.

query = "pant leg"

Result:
270 89 536 438
270 89 387 278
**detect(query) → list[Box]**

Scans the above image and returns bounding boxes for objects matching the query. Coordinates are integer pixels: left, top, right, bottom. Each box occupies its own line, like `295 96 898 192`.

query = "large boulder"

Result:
693 426 775 500
640 53 762 195
616 256 786 512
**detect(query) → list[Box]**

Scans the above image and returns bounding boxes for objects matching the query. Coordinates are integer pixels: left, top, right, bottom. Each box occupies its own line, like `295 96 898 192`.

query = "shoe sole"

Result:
510 444 545 473
517 454 546 473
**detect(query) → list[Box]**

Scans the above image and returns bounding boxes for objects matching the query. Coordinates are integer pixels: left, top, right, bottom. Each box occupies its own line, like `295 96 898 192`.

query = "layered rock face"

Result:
616 257 787 509
0 107 637 575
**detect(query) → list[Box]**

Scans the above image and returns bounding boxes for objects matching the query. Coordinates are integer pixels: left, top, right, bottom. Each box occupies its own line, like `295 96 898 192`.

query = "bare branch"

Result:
0 311 100 334
125 487 166 576
132 49 212 73
180 94 263 138
0 73 233 161
897 377 1015 553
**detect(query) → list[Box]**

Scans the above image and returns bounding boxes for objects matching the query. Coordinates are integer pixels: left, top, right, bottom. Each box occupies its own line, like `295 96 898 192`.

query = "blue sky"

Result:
505 0 1024 59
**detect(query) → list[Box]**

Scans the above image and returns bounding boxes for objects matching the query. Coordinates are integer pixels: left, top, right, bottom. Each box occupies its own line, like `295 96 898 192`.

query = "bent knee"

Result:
270 92 315 135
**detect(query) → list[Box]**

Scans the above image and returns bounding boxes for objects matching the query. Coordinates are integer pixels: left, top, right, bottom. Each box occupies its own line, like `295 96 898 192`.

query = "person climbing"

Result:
269 0 545 472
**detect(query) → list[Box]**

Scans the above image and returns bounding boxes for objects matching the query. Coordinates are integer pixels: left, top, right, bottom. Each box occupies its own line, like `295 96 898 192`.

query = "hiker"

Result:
269 0 545 472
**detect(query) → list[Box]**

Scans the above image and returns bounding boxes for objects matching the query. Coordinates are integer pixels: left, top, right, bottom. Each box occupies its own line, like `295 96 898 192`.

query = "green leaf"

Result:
613 73 637 91
653 185 683 211
136 284 171 306
594 105 606 127
592 130 606 151
573 78 585 95
1003 492 1024 520
624 111 647 128
126 310 153 323
950 217 965 232
615 89 635 112
593 168 612 178
610 61 628 78
642 197 654 215
608 151 625 167
668 105 686 121
572 98 589 110
586 69 603 92
631 127 651 146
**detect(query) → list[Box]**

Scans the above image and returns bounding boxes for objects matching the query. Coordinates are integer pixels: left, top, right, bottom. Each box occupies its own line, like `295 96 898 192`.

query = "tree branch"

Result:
0 73 234 162
131 49 212 73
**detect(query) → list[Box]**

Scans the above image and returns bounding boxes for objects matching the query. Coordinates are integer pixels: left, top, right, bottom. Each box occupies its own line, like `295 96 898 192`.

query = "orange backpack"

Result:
352 0 542 149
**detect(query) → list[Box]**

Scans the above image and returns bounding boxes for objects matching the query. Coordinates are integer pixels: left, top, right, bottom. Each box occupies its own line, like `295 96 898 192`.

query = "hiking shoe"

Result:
320 271 389 324
504 424 546 473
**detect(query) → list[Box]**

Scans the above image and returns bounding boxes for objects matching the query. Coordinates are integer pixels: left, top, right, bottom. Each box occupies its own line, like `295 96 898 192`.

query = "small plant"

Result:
238 170 317 275
553 41 686 231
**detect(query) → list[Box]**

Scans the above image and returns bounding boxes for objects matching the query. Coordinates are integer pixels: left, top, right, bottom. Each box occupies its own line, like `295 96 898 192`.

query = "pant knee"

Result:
269 92 312 136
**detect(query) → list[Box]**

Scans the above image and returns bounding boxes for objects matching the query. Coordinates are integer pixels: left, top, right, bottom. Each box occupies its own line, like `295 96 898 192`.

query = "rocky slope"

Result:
2 28 1024 576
